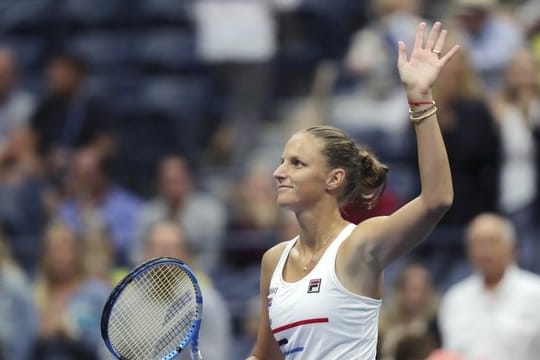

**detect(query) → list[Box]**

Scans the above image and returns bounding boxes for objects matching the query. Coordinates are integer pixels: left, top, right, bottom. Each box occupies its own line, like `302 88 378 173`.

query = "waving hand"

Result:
397 22 460 98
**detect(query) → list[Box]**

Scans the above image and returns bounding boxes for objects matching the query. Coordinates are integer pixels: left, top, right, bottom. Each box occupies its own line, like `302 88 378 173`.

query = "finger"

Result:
425 22 441 51
397 41 408 66
433 29 448 53
413 22 426 49
440 44 460 64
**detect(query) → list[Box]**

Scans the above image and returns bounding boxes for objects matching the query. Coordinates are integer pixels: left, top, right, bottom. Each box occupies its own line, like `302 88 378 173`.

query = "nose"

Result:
273 163 286 181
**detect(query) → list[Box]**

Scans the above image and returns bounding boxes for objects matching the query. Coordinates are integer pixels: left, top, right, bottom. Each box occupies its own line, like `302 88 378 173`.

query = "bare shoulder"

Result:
259 242 290 299
345 216 389 251
262 241 290 272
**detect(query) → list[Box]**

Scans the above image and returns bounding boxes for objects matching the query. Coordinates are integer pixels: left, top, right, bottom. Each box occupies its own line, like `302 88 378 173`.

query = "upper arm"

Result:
354 195 450 269
250 246 285 360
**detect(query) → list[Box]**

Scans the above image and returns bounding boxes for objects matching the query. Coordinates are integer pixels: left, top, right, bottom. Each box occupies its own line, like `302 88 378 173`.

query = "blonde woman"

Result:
248 22 458 359
0 226 37 359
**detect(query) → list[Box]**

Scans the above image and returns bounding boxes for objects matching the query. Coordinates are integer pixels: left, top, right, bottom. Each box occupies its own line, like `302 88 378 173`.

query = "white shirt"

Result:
498 102 539 213
268 223 382 359
0 90 35 149
194 0 276 62
439 266 540 360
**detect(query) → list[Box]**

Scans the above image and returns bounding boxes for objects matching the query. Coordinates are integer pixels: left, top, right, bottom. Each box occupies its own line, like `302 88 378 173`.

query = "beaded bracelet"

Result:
408 100 436 107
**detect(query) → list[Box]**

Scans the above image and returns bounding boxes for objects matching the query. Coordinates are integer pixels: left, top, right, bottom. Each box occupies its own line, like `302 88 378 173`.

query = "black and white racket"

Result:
101 257 203 360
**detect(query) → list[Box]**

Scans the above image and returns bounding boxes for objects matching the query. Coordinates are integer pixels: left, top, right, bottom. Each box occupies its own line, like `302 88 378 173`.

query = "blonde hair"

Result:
433 31 483 101
303 126 389 209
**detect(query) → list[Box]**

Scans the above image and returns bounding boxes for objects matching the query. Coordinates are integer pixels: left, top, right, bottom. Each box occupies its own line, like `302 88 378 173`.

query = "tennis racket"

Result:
101 257 203 360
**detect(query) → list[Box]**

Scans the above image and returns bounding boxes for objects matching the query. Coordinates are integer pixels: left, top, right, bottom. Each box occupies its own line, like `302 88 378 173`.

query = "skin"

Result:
158 156 193 211
397 264 433 320
0 48 17 102
248 22 458 359
465 213 515 289
39 225 82 339
143 222 192 265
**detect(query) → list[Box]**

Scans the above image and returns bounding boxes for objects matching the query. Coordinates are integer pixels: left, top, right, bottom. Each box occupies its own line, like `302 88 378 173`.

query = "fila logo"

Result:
269 287 279 295
307 278 321 293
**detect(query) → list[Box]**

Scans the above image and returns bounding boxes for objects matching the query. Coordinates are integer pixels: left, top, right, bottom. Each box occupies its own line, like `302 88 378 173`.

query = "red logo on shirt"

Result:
307 278 321 293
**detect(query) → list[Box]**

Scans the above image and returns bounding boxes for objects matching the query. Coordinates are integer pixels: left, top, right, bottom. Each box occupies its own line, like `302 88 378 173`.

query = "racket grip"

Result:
191 350 202 360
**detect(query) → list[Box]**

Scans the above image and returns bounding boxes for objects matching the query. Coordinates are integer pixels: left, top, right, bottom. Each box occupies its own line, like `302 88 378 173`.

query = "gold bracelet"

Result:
409 106 438 124
409 103 436 115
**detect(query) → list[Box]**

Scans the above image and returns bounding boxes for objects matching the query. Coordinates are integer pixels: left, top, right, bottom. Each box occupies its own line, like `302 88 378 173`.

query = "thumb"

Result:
397 41 408 67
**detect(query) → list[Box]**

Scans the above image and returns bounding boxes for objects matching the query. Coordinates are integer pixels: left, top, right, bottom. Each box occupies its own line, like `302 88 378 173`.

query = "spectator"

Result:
0 47 38 177
394 331 464 360
452 0 524 92
490 48 540 230
393 331 439 360
57 147 142 265
0 224 37 360
0 48 43 273
32 222 111 360
30 52 114 178
416 34 500 227
194 0 275 165
379 263 439 360
134 156 226 272
142 221 232 360
332 0 426 136
439 213 540 360
225 163 284 267
80 227 116 285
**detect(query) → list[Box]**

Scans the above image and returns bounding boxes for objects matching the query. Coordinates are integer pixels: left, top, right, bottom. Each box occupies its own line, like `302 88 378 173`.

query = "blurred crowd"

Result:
0 0 539 359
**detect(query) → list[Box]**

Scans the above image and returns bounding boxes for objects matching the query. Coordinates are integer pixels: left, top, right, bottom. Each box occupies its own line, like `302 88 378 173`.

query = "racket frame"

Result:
101 257 203 360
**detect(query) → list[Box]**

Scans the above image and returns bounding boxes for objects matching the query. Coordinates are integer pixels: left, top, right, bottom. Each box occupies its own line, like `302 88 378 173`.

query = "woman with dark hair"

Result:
247 22 459 359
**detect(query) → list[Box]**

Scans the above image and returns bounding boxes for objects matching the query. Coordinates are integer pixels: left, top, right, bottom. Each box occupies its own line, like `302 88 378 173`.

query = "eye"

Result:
291 159 305 168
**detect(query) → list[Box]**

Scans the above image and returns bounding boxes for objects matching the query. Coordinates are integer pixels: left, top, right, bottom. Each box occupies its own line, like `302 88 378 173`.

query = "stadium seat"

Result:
134 29 200 72
132 0 194 27
57 0 130 28
64 31 137 71
0 36 45 71
0 0 55 33
136 75 210 119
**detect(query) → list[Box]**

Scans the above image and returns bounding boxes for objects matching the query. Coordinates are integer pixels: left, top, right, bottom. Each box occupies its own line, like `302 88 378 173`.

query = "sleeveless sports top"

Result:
268 223 381 359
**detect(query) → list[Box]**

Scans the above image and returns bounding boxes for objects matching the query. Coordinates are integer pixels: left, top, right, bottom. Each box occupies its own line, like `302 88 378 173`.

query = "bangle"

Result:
409 104 436 115
410 106 438 124
408 100 435 106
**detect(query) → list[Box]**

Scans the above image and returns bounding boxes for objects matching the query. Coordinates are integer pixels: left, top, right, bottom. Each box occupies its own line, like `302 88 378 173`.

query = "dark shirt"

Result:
30 92 110 156
408 99 501 226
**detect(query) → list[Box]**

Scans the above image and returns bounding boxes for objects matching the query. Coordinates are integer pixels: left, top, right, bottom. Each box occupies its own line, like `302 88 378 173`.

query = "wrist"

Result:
406 89 433 103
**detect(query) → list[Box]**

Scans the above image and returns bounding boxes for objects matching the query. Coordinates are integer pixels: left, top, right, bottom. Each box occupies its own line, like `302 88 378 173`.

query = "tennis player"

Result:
247 21 459 359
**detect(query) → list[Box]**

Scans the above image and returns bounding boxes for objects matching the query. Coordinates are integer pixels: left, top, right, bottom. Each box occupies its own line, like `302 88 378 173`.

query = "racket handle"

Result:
191 350 202 360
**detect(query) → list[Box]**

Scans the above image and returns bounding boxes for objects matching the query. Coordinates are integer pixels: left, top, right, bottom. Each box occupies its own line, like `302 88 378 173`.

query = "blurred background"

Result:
0 0 538 359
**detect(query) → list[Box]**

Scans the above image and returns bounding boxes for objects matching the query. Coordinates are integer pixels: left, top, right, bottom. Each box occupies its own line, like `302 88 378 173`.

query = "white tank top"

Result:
268 223 382 359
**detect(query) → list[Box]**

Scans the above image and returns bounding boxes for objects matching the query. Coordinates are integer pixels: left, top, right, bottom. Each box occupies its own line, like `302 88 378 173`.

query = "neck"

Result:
48 275 80 292
295 199 348 250
0 90 10 104
483 271 505 290
166 198 184 215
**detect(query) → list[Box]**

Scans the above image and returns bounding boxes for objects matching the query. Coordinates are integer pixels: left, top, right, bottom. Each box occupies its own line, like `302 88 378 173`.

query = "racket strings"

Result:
107 265 198 359
112 266 194 358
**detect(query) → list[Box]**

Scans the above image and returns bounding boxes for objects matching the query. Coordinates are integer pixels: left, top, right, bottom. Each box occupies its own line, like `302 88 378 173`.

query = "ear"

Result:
326 168 345 191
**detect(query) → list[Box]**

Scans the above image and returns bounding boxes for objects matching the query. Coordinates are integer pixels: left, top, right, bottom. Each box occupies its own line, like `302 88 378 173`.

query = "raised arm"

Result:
354 22 459 269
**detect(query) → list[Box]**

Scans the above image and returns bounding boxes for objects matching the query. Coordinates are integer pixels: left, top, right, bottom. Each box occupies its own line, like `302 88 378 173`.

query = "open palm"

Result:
397 22 460 97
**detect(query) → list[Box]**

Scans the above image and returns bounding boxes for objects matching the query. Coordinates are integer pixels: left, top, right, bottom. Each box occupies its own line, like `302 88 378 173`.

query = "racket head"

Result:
101 257 203 360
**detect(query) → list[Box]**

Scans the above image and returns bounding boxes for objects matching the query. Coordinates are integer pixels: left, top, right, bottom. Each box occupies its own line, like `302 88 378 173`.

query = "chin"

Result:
276 194 296 207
